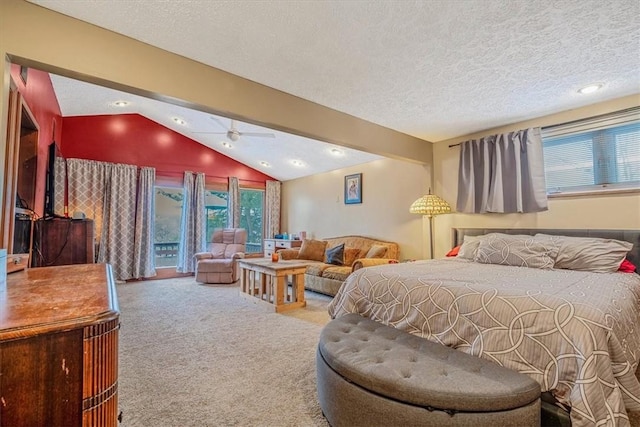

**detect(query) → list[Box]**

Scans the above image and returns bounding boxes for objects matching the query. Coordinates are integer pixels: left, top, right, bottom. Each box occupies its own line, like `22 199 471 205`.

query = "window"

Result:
153 186 265 263
240 189 264 254
205 190 228 241
154 186 183 267
542 108 640 194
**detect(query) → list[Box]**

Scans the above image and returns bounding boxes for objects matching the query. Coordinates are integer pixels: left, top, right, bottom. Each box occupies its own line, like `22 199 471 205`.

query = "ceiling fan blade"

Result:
191 131 228 135
208 116 229 130
239 132 276 138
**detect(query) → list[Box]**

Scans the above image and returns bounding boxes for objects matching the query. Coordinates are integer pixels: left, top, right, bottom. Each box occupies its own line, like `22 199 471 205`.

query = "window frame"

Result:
541 108 640 198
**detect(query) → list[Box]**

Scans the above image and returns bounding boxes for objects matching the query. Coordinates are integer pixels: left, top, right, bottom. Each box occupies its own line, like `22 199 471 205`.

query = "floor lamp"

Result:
409 189 451 259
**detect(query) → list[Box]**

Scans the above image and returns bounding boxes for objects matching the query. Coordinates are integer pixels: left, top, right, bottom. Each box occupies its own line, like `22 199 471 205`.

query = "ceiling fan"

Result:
193 117 275 141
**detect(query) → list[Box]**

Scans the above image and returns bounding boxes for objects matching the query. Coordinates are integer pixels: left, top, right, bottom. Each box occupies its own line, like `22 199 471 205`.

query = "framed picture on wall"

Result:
344 173 362 204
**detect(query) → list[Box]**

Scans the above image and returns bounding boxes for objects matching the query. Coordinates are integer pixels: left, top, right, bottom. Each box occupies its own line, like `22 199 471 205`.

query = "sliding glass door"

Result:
239 189 264 254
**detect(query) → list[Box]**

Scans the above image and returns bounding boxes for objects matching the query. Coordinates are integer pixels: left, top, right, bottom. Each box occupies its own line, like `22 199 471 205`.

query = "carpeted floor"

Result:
116 277 332 427
116 277 640 427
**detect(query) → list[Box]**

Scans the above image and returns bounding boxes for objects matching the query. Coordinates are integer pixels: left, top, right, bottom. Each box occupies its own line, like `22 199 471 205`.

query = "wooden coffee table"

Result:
238 258 310 313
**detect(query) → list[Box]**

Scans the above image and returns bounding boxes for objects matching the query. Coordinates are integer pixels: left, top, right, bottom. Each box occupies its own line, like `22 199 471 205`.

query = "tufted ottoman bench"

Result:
317 314 541 427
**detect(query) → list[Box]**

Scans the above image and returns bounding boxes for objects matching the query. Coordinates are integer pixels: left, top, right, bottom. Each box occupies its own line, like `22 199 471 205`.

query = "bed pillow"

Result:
537 234 634 273
325 243 345 266
474 233 560 269
297 239 328 262
457 235 482 259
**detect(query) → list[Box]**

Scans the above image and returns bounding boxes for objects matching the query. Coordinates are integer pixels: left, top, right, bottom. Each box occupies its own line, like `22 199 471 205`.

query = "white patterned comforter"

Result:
328 259 640 427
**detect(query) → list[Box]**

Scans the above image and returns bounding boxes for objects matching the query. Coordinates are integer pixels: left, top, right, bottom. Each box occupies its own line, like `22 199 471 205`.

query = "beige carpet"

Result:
116 277 640 427
116 277 331 427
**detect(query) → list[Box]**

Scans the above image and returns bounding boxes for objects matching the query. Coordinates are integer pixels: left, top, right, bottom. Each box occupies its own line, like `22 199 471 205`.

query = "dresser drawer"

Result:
265 240 275 250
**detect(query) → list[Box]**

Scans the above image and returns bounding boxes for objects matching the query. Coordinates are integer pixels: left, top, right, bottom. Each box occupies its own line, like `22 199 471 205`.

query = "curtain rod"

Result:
447 106 640 148
157 170 271 184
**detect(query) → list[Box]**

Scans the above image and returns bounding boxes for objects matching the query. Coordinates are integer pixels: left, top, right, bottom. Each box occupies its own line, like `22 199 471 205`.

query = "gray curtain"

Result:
228 176 240 228
133 167 156 279
66 158 109 241
265 180 280 239
177 172 206 273
457 127 547 213
65 159 157 280
53 156 67 216
98 163 139 280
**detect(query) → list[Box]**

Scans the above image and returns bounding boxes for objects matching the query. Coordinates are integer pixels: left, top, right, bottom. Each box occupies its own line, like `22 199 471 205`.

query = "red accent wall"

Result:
10 65 63 215
60 114 275 186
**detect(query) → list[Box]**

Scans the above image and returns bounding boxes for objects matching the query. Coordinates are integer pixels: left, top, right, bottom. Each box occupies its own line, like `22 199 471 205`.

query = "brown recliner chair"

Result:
194 228 247 284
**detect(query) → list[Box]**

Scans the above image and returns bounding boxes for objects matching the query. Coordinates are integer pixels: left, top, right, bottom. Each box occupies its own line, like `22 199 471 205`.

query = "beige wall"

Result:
282 158 432 260
432 95 640 257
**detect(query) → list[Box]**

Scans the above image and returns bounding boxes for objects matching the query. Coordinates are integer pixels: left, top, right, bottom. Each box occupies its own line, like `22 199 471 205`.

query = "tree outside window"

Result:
239 189 264 254
205 190 228 240
154 187 183 267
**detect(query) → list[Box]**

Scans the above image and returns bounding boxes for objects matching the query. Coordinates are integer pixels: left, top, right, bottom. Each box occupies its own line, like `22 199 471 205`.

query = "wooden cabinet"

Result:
263 238 302 258
1 85 39 258
0 264 120 427
32 218 95 267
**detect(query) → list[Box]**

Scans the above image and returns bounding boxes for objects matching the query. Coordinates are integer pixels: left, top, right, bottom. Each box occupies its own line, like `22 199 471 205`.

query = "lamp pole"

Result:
428 215 435 259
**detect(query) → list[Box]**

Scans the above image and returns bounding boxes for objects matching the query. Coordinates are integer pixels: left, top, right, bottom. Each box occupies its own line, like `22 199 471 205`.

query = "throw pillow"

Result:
365 244 387 258
297 239 328 262
446 245 460 257
619 259 636 273
325 243 345 266
343 247 362 266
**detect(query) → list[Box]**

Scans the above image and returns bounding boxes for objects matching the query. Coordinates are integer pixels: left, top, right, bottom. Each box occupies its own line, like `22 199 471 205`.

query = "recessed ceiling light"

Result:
330 148 344 156
291 160 305 167
222 141 233 148
112 100 129 107
578 84 603 94
260 161 270 167
172 117 186 125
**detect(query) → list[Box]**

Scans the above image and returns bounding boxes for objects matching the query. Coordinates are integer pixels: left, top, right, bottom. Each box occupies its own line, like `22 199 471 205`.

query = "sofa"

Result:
278 235 399 296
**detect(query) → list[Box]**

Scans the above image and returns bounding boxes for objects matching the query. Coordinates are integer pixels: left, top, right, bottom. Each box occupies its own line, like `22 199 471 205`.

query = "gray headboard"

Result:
452 228 640 272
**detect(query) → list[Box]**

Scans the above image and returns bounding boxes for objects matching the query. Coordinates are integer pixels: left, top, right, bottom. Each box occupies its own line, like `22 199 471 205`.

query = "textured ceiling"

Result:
29 0 640 176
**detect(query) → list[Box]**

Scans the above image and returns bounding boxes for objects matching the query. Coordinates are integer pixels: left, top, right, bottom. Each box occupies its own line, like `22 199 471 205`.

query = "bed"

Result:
328 229 640 427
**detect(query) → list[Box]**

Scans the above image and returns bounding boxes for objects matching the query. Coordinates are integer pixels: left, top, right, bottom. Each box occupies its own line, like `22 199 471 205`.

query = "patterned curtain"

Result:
264 180 281 239
98 163 138 280
457 127 548 213
227 176 240 228
133 167 156 279
66 159 109 241
53 156 66 216
176 172 206 273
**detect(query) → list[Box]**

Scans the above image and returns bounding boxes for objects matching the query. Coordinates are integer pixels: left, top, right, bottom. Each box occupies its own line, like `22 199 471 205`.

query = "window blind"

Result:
542 107 640 194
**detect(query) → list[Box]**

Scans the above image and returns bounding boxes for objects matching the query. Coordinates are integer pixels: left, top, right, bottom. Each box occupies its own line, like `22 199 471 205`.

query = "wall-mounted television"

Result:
44 141 62 218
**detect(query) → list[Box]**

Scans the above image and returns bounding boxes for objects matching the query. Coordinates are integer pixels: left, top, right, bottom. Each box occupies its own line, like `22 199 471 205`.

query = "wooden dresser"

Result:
32 218 95 267
0 264 119 427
